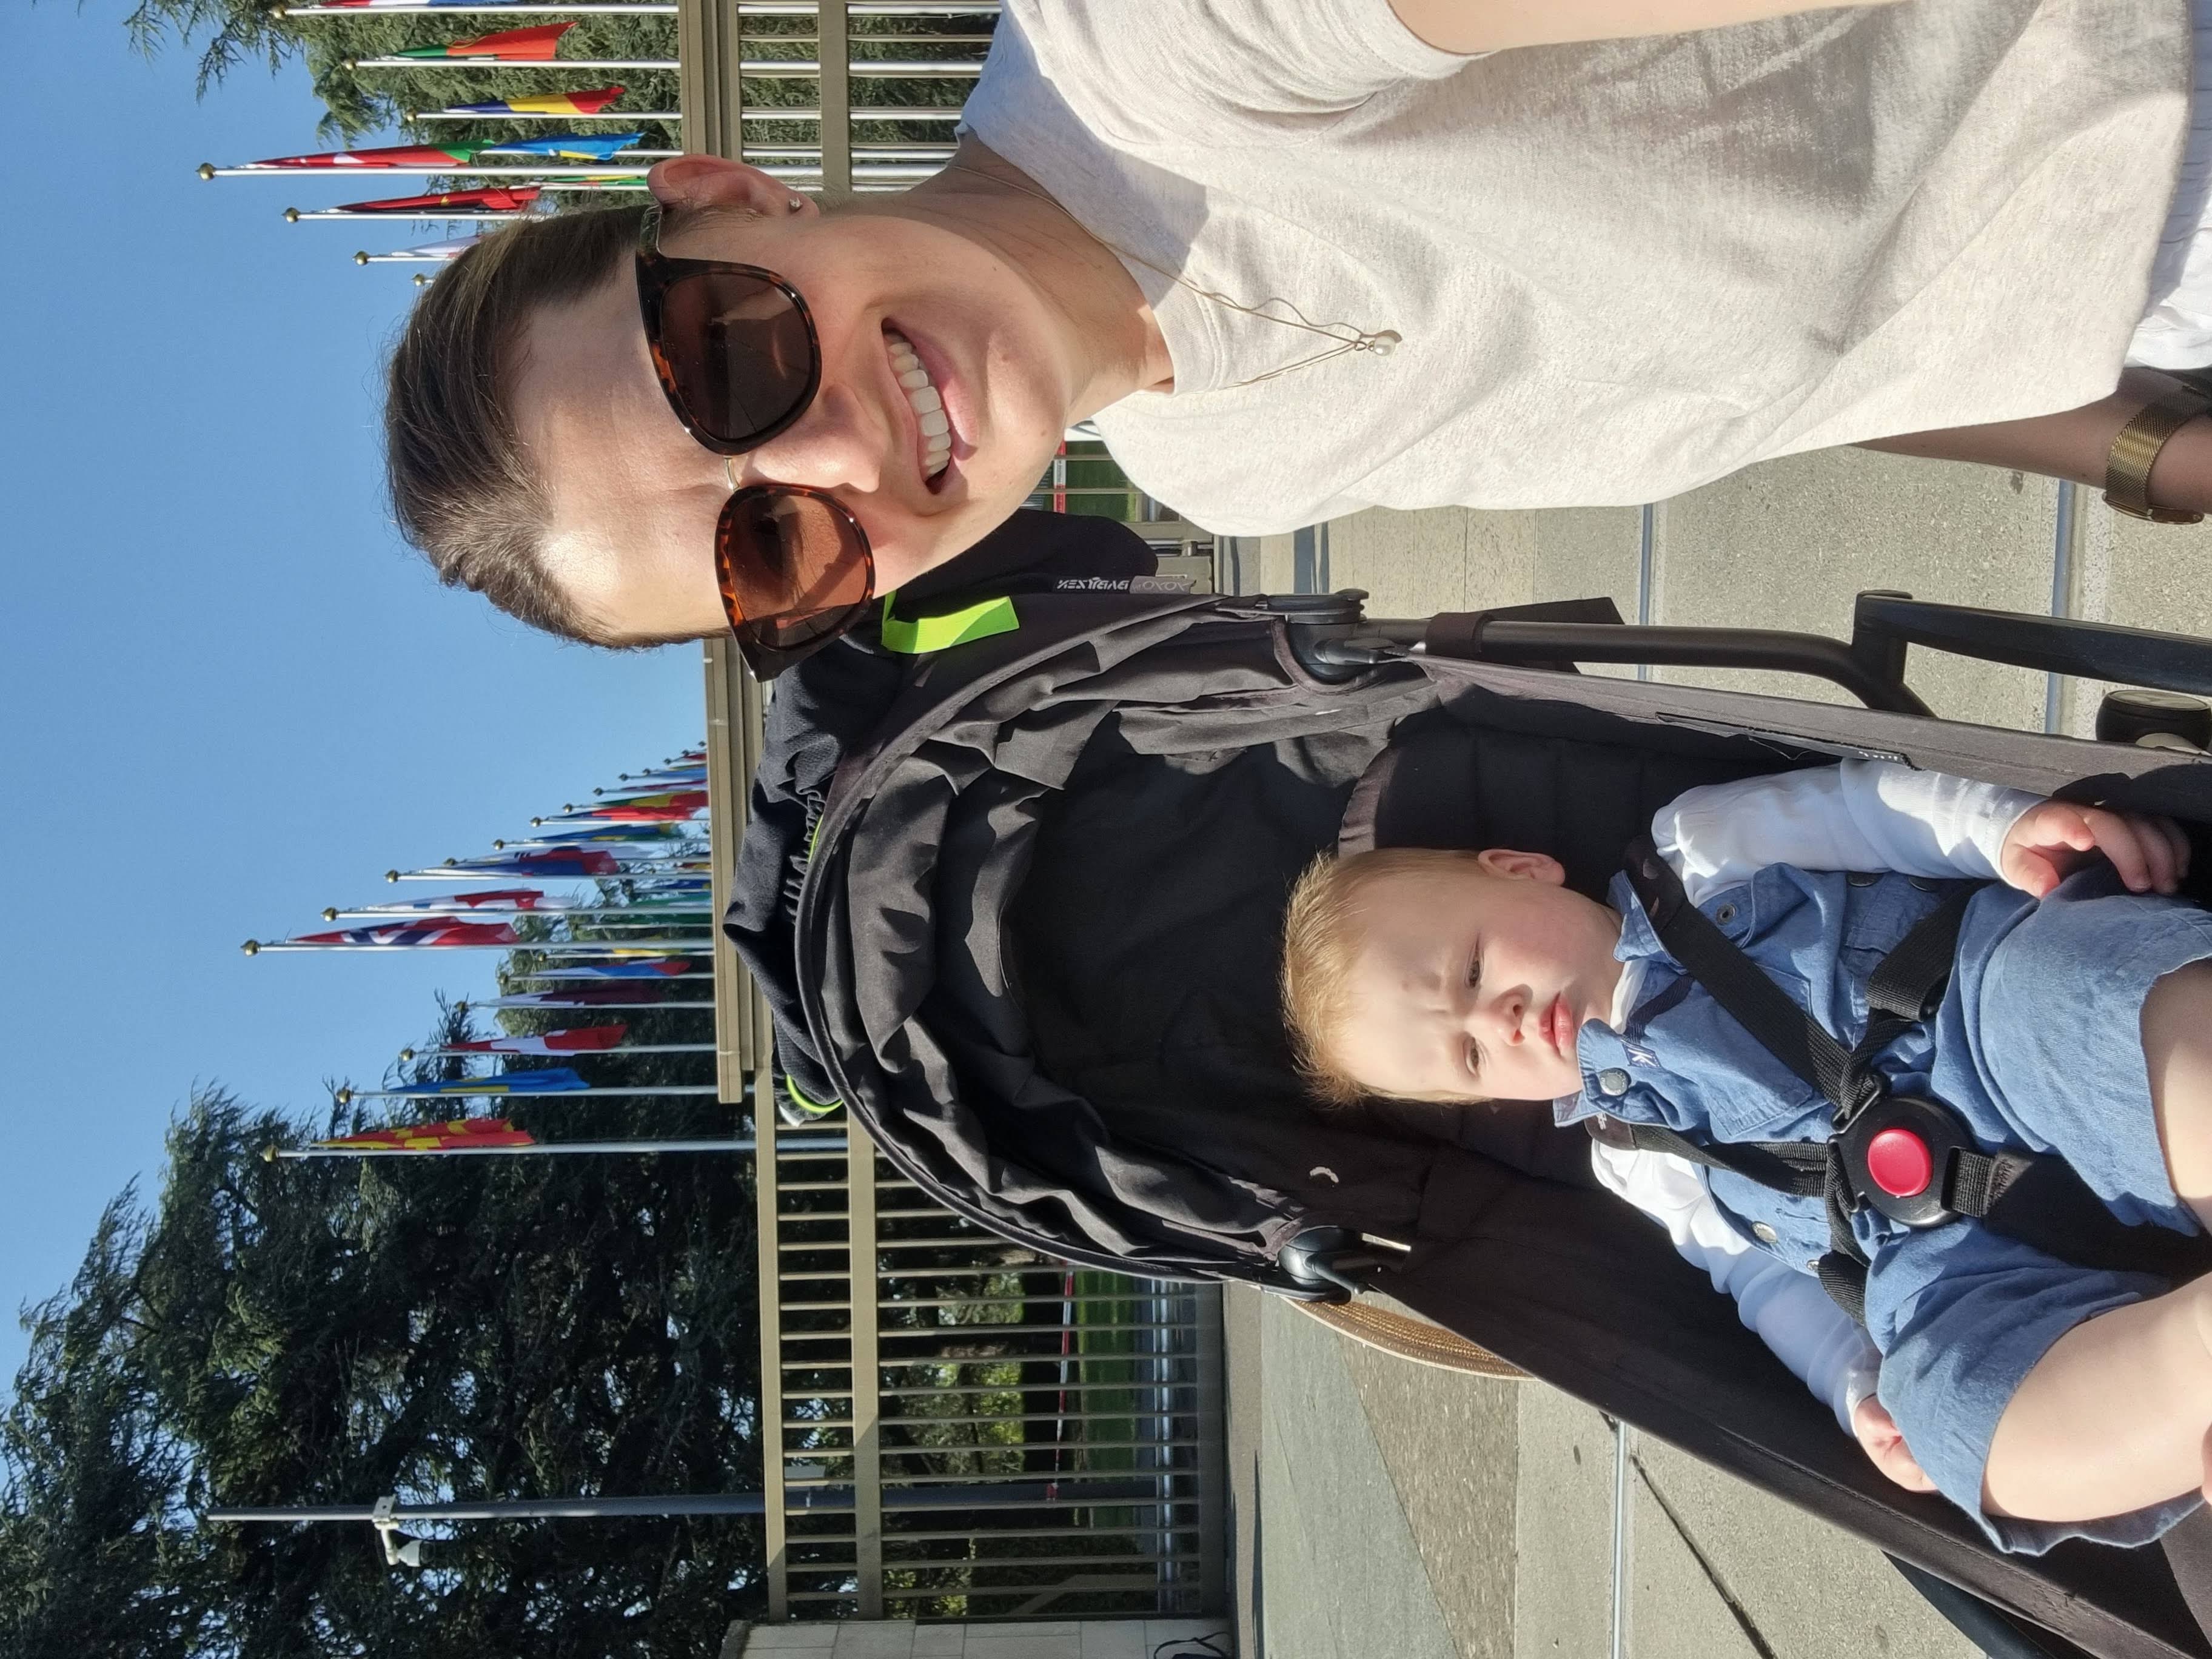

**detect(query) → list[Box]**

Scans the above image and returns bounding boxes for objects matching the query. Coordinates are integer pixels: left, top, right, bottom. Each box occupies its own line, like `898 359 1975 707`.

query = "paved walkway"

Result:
1217 446 2212 1658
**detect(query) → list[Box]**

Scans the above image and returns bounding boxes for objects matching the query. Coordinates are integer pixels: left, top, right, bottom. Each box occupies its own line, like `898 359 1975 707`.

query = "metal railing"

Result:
755 1130 1226 1620
685 0 1228 1624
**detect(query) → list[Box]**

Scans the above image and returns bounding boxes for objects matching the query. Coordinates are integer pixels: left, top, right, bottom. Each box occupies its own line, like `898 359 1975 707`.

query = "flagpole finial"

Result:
492 839 506 850
241 939 261 956
454 1001 470 1013
398 1048 415 1062
283 207 301 224
196 163 215 181
386 870 401 883
269 3 287 16
322 907 339 920
531 817 545 826
261 1144 278 1163
355 252 370 266
340 57 356 70
335 1087 354 1106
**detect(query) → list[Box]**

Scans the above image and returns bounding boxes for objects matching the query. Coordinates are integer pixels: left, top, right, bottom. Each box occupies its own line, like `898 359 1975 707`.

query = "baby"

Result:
1282 759 2211 1554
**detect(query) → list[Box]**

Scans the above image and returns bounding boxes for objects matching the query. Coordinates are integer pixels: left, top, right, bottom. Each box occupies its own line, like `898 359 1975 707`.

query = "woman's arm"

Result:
1864 369 2212 518
1389 0 1900 55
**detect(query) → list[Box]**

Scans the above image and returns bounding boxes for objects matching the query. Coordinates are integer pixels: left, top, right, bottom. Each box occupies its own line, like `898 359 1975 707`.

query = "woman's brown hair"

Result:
383 203 648 643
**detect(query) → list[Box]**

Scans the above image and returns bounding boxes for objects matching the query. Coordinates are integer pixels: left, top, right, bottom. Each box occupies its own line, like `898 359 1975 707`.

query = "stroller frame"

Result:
756 553 2212 1659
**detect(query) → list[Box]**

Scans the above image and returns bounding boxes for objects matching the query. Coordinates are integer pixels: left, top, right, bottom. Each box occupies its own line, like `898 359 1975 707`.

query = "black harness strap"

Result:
1611 838 2212 1321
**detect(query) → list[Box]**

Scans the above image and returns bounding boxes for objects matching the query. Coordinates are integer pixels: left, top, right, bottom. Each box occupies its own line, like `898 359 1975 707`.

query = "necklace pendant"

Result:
1362 330 1402 358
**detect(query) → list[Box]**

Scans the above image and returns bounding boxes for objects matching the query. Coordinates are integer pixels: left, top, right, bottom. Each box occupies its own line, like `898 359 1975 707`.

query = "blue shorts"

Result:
1865 866 2212 1553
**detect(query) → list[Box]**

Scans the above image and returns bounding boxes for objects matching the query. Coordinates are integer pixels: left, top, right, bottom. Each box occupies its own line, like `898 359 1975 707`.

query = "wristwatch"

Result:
2105 381 2212 523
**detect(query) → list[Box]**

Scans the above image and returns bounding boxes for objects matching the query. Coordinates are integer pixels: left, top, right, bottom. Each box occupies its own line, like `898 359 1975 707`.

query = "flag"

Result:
318 0 515 8
387 1068 588 1097
435 86 626 117
529 959 696 980
294 919 518 947
528 826 688 845
450 848 620 877
250 143 485 169
398 22 573 59
556 789 708 822
484 132 645 163
373 888 545 912
377 238 482 262
314 1117 535 1150
474 984 692 1007
334 186 541 215
451 1024 627 1054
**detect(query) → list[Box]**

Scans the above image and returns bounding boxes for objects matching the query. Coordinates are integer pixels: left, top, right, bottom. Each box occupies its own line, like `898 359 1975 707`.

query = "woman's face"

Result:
508 167 1104 641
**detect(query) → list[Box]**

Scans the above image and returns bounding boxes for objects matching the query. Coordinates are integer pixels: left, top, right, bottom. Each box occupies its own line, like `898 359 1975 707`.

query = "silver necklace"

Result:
939 160 1401 387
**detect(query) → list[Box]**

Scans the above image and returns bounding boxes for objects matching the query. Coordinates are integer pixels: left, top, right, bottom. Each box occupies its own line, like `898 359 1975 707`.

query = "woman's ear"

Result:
1475 847 1567 886
647 154 815 220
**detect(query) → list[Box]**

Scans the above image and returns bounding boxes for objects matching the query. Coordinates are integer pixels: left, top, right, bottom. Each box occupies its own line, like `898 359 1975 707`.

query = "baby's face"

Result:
1333 851 1624 1103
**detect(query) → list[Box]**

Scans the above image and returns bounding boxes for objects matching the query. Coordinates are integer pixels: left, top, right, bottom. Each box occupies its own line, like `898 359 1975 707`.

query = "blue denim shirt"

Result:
1557 862 2202 1553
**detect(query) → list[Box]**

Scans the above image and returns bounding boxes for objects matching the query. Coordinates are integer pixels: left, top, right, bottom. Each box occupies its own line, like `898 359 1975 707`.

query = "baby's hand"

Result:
1999 799 2190 897
1852 1397 1937 1494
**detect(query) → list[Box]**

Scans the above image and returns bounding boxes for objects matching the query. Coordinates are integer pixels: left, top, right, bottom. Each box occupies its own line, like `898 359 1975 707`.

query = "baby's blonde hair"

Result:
1281 846 1487 1108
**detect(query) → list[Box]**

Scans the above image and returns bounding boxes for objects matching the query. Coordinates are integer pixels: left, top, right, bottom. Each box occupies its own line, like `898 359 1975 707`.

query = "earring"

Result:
786 196 807 213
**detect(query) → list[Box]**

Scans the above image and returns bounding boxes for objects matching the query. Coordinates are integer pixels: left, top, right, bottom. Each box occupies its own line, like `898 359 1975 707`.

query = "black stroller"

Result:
727 509 2212 1659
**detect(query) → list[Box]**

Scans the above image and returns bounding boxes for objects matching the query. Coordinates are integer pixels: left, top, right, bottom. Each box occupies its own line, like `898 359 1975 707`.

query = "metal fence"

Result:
685 1 1229 1623
751 1127 1227 1621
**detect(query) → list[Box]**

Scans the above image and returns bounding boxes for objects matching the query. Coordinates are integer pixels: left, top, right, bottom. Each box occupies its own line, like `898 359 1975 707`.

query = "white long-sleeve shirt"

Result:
1588 760 2039 1431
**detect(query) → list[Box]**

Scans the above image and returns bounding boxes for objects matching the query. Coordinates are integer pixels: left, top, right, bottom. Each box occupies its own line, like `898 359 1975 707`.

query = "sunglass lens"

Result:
716 489 873 658
662 270 816 447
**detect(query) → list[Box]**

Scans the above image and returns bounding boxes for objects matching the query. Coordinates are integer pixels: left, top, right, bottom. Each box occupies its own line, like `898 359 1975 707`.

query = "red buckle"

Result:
1865 1127 1933 1199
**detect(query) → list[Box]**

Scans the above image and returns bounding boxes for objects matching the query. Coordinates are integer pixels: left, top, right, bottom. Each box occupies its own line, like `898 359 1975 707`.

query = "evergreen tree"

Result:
0 989 763 1657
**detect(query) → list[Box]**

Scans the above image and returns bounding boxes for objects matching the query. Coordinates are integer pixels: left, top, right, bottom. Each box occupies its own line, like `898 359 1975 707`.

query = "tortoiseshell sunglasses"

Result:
637 204 874 679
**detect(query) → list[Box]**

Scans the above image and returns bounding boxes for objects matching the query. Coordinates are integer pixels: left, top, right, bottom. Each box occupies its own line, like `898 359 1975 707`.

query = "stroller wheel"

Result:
2096 688 2211 751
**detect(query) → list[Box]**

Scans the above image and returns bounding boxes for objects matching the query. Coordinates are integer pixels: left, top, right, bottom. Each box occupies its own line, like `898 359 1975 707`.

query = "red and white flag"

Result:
449 1024 628 1055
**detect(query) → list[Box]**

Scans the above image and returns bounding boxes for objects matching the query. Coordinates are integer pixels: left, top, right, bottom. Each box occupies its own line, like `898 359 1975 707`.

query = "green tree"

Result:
0 991 764 1657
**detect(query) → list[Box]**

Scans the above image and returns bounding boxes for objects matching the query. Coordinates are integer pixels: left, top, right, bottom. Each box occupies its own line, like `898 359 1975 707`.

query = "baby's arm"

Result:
1982 1275 2212 1524
1589 1140 1877 1431
1659 760 2185 900
1655 760 2038 902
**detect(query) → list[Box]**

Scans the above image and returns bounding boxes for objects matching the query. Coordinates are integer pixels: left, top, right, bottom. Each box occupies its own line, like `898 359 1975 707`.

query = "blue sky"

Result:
0 4 699 1388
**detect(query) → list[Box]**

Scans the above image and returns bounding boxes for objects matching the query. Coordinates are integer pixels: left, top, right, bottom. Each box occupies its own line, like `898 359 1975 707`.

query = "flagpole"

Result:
467 997 715 1009
288 208 540 222
345 55 679 68
269 1134 848 1159
281 1 1001 12
312 913 710 929
410 110 681 122
324 904 707 920
385 866 708 880
344 57 982 77
242 939 710 954
207 163 670 179
332 1085 725 1101
284 2 675 11
403 1044 716 1059
499 968 711 980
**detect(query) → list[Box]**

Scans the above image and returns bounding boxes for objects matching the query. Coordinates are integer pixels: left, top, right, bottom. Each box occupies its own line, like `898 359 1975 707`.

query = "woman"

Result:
386 0 2211 666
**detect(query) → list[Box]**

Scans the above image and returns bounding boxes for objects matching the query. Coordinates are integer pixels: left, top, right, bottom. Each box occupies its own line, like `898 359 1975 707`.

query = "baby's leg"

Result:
2142 960 2212 1229
1982 1273 2212 1522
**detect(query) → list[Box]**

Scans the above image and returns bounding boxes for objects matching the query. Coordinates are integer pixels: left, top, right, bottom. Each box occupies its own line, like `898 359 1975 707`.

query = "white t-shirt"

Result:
960 0 2192 529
